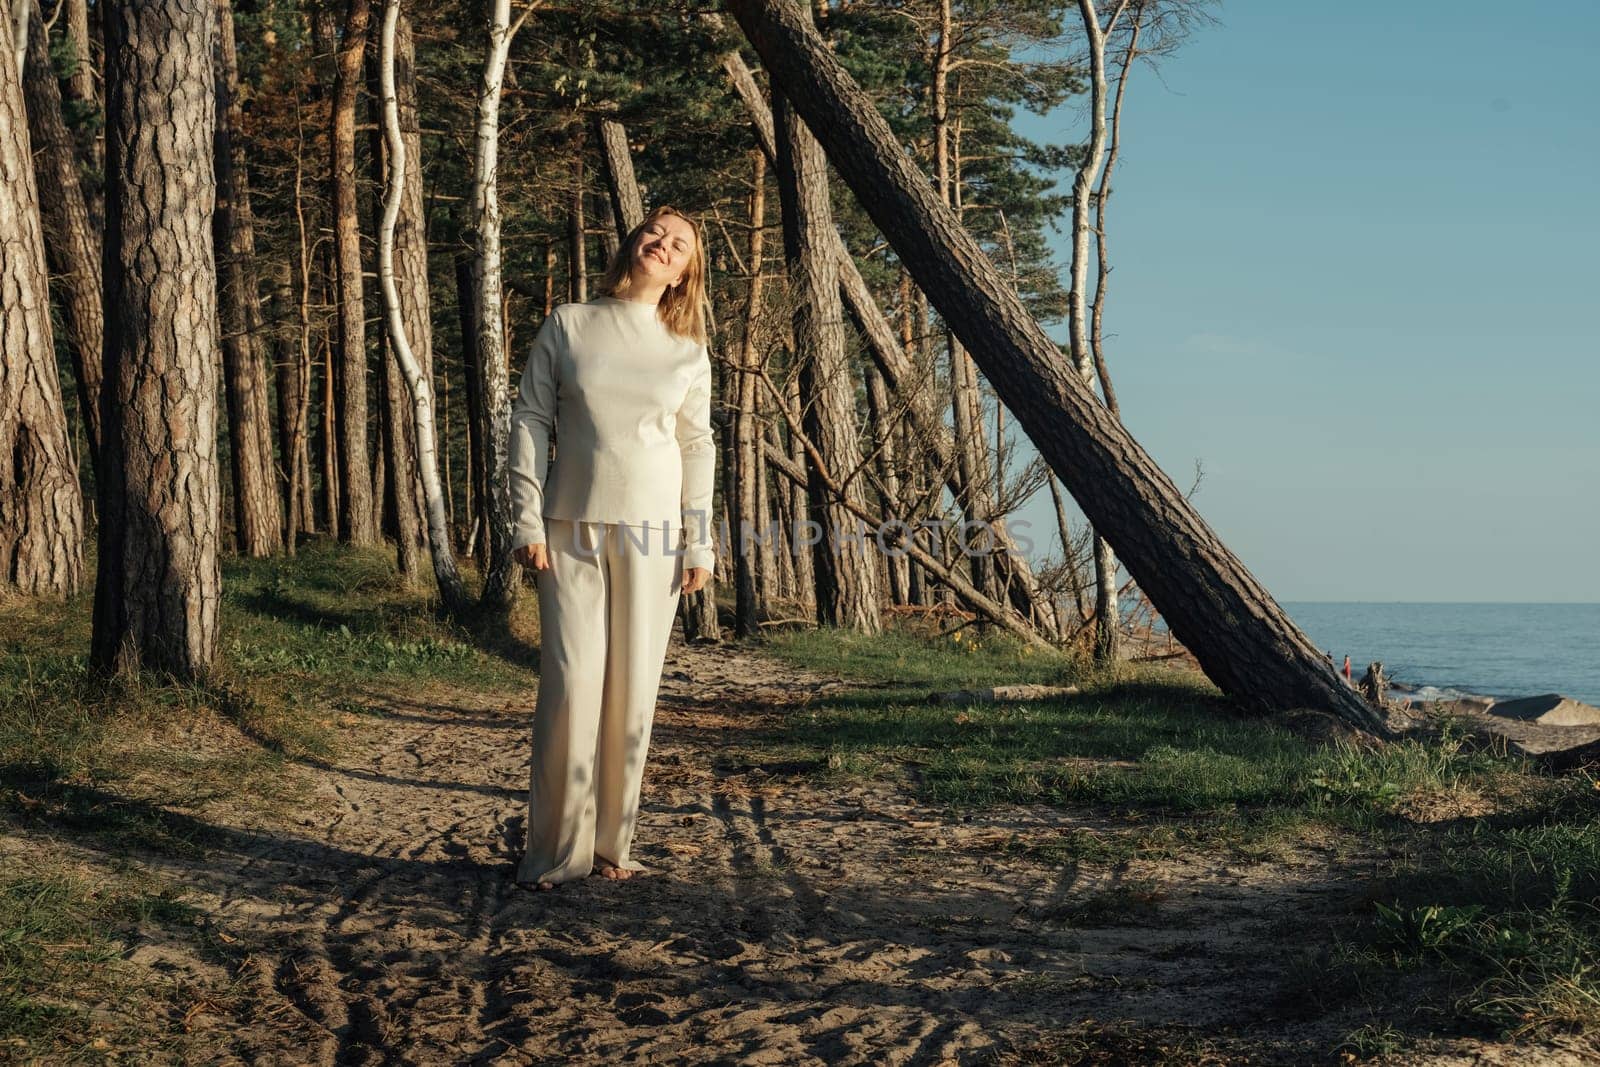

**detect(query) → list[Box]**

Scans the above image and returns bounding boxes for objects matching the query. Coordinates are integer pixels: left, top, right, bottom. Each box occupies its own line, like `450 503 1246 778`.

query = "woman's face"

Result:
629 214 697 291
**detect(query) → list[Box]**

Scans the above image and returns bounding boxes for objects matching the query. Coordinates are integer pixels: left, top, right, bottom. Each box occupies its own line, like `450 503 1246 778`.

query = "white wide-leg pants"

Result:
518 518 683 886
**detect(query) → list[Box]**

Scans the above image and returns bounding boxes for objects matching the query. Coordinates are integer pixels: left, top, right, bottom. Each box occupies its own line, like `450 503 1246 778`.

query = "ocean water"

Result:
1282 603 1600 706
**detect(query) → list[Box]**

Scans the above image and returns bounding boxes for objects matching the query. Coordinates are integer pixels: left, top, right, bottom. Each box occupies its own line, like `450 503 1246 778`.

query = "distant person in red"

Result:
1343 654 1352 681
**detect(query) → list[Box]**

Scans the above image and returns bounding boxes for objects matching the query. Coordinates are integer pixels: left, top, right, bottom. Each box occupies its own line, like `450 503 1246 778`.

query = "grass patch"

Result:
763 622 1600 1044
2 540 541 1053
0 857 207 1060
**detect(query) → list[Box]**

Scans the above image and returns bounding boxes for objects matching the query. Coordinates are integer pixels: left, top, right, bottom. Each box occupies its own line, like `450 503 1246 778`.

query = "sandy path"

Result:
68 636 1582 1065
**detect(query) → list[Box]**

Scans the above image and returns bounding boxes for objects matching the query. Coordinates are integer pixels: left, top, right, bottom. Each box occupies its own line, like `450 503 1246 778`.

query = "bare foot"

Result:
594 860 634 882
517 878 557 892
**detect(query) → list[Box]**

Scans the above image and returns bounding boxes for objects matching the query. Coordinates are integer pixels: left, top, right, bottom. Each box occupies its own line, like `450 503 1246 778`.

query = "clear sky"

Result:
1004 0 1599 602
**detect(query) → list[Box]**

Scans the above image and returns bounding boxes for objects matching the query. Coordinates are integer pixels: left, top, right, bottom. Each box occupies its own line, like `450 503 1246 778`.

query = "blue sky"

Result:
1004 0 1599 602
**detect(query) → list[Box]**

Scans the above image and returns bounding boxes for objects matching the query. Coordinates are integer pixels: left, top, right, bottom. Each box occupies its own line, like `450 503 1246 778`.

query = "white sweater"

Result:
508 296 716 571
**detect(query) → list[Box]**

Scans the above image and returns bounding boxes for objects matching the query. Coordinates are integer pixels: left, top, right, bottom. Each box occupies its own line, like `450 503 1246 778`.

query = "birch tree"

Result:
467 0 540 608
727 0 1388 733
376 0 467 612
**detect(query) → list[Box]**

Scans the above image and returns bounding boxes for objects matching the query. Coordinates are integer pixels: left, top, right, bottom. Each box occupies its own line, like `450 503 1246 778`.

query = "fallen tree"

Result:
726 0 1387 735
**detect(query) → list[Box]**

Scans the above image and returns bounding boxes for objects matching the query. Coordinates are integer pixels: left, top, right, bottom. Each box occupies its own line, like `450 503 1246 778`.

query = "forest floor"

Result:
4 544 1599 1065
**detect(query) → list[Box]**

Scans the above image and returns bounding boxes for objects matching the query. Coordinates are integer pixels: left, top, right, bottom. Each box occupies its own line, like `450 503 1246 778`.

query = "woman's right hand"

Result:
514 543 550 571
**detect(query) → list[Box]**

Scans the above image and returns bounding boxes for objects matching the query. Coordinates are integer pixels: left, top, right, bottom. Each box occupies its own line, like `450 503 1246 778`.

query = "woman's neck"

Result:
609 274 668 306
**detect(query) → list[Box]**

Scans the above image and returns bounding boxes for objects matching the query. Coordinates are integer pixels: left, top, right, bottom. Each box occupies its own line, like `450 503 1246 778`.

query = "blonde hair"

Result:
597 206 712 344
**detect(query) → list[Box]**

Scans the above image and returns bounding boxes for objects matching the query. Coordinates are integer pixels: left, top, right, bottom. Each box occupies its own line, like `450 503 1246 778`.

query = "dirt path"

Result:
50 637 1592 1064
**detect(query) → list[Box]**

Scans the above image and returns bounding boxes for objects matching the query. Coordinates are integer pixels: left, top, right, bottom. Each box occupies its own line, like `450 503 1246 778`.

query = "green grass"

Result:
762 623 1600 1044
0 860 208 1061
0 538 540 1055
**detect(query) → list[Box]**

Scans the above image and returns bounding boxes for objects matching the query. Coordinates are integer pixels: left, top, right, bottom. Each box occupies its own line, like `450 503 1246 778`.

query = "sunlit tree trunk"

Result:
773 74 880 632
215 0 281 556
329 0 376 544
92 0 221 677
21 6 102 470
729 0 1389 733
1 5 83 598
376 0 465 610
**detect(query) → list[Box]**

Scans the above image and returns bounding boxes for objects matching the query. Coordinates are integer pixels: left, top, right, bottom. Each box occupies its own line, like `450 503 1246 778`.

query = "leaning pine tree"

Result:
727 0 1387 734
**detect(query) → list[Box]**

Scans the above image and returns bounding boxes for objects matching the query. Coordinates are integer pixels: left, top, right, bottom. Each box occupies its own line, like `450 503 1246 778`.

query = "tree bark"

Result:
728 0 1388 732
772 80 880 633
92 0 221 678
1070 0 1120 665
594 114 643 237
330 0 376 545
21 6 102 471
376 0 466 611
466 0 536 607
720 43 1056 637
1 5 83 598
214 0 282 556
567 126 587 303
732 150 768 637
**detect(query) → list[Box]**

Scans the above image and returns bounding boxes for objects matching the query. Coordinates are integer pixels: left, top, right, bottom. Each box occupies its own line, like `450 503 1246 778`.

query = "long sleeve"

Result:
676 349 716 572
508 311 563 551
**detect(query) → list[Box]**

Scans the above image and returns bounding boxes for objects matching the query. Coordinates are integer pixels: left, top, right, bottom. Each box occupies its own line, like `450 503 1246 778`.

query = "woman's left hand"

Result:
682 567 710 596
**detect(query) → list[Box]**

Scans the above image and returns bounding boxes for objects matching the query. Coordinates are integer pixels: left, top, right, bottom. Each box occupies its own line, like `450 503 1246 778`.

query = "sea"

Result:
1282 602 1600 707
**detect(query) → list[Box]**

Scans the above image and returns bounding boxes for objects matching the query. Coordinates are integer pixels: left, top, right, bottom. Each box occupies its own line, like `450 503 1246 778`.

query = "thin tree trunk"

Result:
376 0 465 610
330 0 376 544
466 0 538 607
1 5 83 597
732 150 768 636
61 0 101 211
594 113 643 237
568 127 587 303
779 375 813 613
365 19 423 581
93 0 220 677
214 0 282 556
772 76 879 632
720 41 1055 637
729 0 1388 732
21 6 102 471
1062 0 1124 664
455 252 485 560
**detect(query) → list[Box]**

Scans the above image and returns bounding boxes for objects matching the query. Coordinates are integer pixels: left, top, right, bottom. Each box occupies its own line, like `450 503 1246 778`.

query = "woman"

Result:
508 206 715 891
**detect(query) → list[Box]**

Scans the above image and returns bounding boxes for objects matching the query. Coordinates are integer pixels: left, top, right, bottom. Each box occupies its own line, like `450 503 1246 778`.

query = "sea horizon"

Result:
1278 601 1600 706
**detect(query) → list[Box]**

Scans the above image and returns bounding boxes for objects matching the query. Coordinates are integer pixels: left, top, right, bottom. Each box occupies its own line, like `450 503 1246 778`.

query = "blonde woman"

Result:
509 206 715 891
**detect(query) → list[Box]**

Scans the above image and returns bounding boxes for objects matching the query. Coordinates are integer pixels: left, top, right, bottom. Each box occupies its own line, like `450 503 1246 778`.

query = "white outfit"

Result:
508 295 715 885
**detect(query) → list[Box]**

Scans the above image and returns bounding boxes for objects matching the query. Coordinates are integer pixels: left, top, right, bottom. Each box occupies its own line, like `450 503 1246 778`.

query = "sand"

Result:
15 637 1596 1064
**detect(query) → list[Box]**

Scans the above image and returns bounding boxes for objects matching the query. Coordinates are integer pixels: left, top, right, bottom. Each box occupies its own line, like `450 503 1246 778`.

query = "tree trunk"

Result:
214 0 281 556
365 16 425 582
1068 0 1121 665
772 79 880 633
270 268 313 549
61 0 101 211
455 253 485 561
376 0 466 611
778 377 813 613
466 0 533 608
21 6 102 471
720 42 1056 637
732 150 768 637
567 128 587 303
594 114 643 237
92 0 220 677
728 0 1388 733
863 363 909 605
330 0 376 544
1 6 83 598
